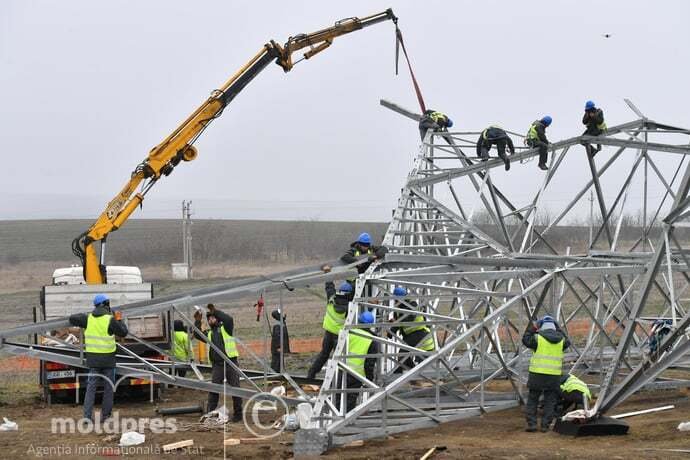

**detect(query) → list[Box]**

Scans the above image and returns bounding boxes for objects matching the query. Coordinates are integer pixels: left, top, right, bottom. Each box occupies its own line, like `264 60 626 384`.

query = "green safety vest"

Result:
529 335 564 376
84 313 116 354
173 330 190 361
207 327 239 359
597 121 607 132
527 121 540 140
322 300 346 335
347 328 374 377
401 315 435 351
561 374 591 399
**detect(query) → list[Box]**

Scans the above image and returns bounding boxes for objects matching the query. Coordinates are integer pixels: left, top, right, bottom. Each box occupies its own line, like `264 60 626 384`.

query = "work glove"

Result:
113 310 123 321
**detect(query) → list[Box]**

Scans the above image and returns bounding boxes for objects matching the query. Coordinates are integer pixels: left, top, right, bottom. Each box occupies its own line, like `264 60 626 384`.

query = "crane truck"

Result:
39 9 399 402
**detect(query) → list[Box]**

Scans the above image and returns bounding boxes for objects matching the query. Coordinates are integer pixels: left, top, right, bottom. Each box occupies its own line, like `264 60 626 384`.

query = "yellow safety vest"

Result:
597 121 607 132
353 248 373 257
527 122 540 140
207 327 239 359
561 374 591 399
529 335 564 376
173 330 190 361
429 111 447 124
347 328 374 377
322 300 346 335
84 313 116 354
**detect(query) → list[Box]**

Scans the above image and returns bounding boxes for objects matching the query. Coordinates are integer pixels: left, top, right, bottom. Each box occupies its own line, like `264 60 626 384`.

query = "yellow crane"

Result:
72 9 398 284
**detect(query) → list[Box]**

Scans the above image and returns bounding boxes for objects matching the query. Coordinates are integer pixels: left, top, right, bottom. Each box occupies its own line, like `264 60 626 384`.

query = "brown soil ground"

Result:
1 362 690 460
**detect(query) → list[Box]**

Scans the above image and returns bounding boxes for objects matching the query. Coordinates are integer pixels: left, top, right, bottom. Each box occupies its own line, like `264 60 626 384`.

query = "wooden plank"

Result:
223 438 241 446
162 439 194 452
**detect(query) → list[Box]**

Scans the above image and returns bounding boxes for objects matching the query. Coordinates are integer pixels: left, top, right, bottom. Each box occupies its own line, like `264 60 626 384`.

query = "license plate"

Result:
47 370 76 379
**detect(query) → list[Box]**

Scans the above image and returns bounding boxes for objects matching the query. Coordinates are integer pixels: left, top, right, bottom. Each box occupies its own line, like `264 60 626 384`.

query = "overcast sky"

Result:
2 0 689 222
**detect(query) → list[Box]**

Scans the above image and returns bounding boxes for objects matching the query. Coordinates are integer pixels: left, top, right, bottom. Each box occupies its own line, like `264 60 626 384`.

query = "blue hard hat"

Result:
357 232 372 245
393 287 407 296
540 116 552 127
358 311 374 324
93 293 109 306
446 118 454 128
338 281 354 293
585 100 596 110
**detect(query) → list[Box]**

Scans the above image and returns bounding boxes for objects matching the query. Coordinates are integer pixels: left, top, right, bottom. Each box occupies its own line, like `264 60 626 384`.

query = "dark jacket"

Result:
207 308 235 365
270 311 290 354
522 326 570 389
530 120 549 144
391 299 420 335
341 242 388 274
476 127 515 156
582 108 605 135
361 329 379 381
69 305 128 368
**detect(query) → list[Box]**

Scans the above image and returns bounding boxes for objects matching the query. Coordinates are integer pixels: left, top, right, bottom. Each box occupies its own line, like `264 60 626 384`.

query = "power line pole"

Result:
182 200 193 279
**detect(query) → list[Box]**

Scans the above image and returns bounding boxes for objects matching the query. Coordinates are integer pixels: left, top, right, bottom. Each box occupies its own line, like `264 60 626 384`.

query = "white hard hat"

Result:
193 305 201 312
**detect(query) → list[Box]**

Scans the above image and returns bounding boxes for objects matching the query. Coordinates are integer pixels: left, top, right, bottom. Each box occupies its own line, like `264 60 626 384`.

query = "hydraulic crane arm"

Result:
72 9 398 284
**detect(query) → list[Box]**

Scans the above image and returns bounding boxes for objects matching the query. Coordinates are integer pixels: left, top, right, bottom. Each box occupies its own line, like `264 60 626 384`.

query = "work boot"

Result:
538 163 548 171
540 425 550 433
525 425 537 433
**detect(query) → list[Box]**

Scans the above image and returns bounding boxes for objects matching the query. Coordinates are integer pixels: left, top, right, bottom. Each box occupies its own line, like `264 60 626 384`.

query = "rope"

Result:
395 26 426 114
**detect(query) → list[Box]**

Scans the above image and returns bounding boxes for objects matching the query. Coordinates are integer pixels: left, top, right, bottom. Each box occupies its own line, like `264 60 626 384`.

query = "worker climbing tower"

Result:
297 100 690 453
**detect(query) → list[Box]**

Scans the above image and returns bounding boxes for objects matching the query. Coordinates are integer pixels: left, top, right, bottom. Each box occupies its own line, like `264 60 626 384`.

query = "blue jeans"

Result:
83 367 116 421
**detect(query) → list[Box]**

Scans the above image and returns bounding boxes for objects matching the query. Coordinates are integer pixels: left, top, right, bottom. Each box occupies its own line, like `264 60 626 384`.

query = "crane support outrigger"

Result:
72 9 398 284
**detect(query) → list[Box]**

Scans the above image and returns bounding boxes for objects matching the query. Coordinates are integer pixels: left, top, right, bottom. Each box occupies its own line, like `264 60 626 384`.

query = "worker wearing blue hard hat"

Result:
340 309 378 411
522 314 571 432
307 280 355 380
582 100 607 157
419 109 454 141
340 232 388 276
526 116 553 171
390 287 435 372
68 293 128 423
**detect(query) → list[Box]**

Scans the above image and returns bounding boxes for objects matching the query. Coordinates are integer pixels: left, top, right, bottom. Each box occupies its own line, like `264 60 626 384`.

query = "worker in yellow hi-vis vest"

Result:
68 294 128 422
558 373 592 415
522 315 570 432
341 311 379 412
205 304 242 422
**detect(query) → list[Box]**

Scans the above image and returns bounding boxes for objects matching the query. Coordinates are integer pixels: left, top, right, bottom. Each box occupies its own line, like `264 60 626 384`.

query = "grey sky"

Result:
2 0 689 221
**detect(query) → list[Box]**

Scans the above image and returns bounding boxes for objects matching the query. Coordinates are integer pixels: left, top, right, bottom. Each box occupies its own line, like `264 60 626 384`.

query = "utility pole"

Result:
182 200 193 279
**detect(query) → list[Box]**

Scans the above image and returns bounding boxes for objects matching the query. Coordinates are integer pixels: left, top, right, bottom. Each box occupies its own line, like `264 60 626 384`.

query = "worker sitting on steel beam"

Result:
418 109 454 141
341 311 379 412
582 100 607 157
306 281 354 380
172 319 192 377
476 125 515 171
205 303 243 422
558 373 592 416
526 116 552 170
270 309 291 373
68 293 128 423
522 315 570 432
390 287 435 372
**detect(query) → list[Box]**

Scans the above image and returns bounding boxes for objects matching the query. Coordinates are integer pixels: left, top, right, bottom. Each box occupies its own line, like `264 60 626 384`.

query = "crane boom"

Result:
72 9 398 284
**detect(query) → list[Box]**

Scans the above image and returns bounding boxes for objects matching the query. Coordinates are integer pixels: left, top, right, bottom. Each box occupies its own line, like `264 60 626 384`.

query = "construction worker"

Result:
342 311 379 412
476 125 515 171
192 306 207 363
68 294 128 422
270 309 291 373
648 319 672 357
582 100 607 156
172 319 191 377
306 281 353 380
390 287 435 372
340 232 388 275
205 303 242 422
419 109 454 140
558 373 592 416
522 315 570 432
526 116 552 171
